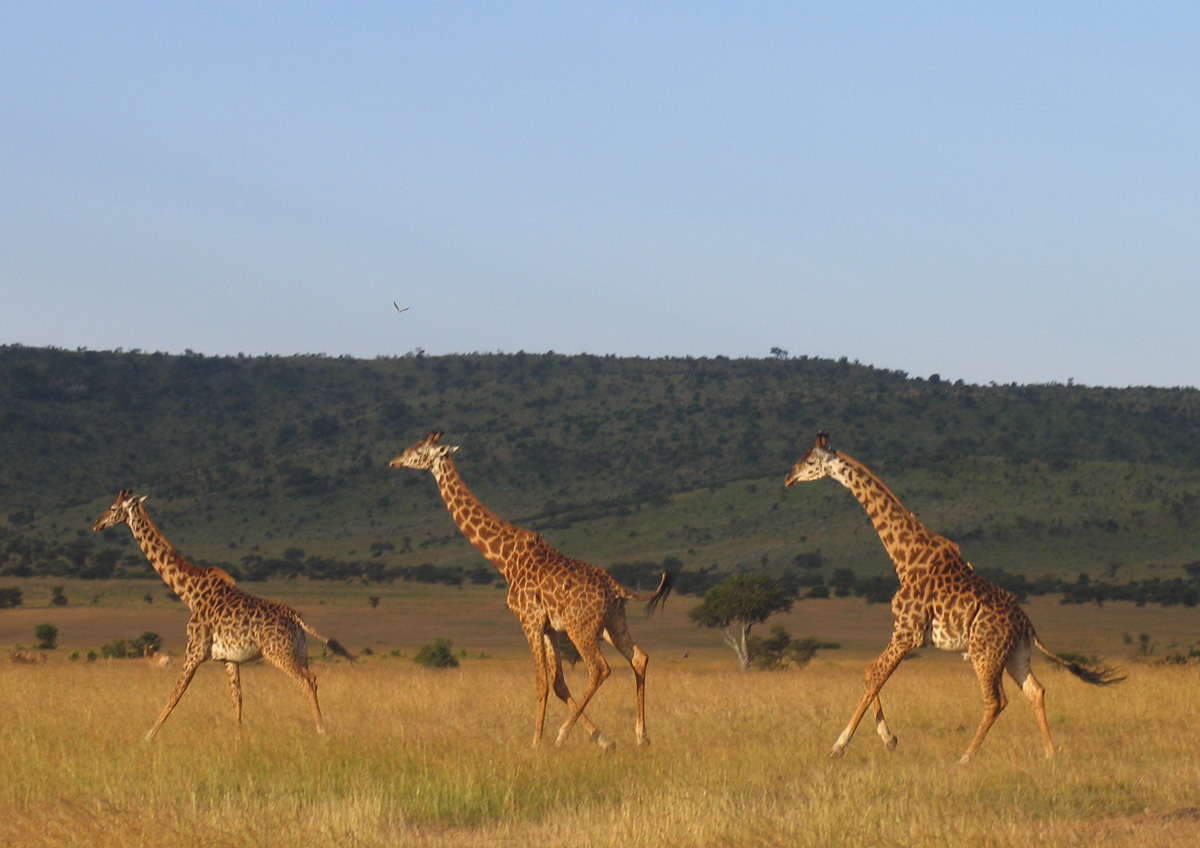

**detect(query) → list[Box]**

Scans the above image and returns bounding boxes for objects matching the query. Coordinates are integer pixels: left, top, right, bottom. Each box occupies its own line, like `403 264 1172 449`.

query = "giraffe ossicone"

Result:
390 431 672 751
785 431 1123 763
93 489 355 741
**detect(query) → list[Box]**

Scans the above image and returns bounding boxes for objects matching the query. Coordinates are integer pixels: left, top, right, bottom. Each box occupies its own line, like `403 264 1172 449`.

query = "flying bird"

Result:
394 301 409 315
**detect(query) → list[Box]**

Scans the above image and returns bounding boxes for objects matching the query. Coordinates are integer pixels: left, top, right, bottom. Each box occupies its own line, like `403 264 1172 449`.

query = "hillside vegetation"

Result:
2 345 1200 596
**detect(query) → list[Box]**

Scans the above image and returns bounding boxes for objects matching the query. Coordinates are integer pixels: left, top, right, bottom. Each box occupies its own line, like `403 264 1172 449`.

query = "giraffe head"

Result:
93 489 146 532
388 431 459 471
784 431 837 487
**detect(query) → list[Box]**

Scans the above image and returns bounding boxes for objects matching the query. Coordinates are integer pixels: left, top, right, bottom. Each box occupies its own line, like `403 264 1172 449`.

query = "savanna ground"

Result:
2 582 1199 847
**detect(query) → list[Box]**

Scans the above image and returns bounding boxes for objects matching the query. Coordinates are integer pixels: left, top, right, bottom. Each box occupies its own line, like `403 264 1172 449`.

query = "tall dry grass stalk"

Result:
1 656 1198 847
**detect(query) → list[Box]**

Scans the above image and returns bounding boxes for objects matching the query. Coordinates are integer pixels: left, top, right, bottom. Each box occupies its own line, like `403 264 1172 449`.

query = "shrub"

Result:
414 637 459 669
746 625 837 671
49 586 67 607
34 623 57 650
100 639 129 659
131 632 162 654
0 587 22 608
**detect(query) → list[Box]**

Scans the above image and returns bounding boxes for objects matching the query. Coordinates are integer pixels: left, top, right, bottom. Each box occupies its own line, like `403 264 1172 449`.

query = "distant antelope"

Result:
143 644 172 668
10 650 47 664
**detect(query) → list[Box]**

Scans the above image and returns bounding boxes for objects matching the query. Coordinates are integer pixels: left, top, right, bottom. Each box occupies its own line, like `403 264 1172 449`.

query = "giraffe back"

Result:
504 538 627 629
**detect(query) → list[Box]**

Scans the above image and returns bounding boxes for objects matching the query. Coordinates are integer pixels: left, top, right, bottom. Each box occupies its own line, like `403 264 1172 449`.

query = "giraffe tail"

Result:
637 570 674 617
297 617 357 664
1032 635 1124 685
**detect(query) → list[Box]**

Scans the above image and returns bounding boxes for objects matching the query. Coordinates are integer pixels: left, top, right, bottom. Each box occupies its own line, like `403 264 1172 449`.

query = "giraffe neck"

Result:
826 451 941 578
430 457 522 582
125 503 214 609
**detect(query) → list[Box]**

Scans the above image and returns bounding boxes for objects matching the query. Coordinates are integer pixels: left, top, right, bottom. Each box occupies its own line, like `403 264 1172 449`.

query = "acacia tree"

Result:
687 574 794 671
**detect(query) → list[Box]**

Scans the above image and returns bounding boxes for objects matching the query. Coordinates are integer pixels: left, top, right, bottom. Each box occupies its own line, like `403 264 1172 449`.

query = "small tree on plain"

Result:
687 574 794 671
34 623 58 650
414 637 459 669
747 625 833 671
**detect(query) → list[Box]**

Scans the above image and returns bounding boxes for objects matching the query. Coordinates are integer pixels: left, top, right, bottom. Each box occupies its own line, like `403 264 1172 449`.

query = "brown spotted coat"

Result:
786 431 1121 762
93 489 353 740
390 431 672 750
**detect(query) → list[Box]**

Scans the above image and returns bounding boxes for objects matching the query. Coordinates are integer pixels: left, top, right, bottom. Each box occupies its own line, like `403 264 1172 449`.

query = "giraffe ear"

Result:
137 495 148 504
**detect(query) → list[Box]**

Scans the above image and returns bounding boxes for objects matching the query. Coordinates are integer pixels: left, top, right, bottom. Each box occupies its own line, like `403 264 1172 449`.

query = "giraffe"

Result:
389 431 673 751
93 489 354 741
785 432 1122 763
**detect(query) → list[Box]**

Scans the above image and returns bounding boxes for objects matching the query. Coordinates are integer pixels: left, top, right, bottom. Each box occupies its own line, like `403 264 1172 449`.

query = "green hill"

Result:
2 344 1199 599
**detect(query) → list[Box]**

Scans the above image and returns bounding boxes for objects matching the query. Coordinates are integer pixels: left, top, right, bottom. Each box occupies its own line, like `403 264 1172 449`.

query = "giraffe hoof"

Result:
590 729 616 752
885 736 898 751
828 745 847 759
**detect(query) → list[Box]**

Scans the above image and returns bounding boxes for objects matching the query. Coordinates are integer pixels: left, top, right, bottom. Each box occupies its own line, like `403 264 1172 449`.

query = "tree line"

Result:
2 344 1199 585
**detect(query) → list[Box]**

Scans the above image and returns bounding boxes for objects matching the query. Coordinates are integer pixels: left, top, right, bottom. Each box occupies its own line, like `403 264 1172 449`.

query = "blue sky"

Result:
3 3 1197 387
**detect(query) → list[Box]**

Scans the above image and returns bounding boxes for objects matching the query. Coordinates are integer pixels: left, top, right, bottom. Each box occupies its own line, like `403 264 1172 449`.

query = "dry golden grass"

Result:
2 648 1198 848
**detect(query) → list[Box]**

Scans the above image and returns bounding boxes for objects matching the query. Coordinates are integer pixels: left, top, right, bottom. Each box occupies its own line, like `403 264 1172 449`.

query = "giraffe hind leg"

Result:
602 615 651 747
546 631 612 751
960 656 1007 764
262 641 326 736
224 661 243 732
871 696 898 750
1006 642 1054 758
554 630 610 748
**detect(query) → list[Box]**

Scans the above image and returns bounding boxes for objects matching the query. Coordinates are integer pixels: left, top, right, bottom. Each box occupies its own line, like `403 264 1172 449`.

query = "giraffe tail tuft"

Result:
298 617 357 664
642 570 674 617
1033 636 1124 685
323 638 357 664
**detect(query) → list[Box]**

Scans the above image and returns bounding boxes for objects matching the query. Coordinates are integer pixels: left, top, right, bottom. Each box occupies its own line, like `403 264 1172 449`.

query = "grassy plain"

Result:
3 584 1200 846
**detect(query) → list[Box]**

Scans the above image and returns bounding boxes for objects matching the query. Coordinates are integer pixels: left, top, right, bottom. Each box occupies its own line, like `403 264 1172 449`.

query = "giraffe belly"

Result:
210 638 261 663
928 620 968 652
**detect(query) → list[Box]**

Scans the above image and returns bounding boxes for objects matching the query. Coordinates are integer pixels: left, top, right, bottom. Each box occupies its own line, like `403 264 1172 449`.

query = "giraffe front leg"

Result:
831 638 911 758
145 659 201 742
525 626 552 747
146 623 210 742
